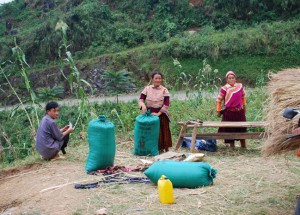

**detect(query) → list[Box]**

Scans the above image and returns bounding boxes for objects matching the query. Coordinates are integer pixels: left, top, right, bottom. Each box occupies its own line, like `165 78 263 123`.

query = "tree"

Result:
102 69 134 103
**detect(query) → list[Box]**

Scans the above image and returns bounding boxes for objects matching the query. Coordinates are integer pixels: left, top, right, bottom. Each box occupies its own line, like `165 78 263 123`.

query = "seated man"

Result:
36 101 74 160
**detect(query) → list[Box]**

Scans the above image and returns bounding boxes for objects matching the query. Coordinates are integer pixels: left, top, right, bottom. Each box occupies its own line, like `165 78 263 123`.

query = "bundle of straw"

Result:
262 68 300 156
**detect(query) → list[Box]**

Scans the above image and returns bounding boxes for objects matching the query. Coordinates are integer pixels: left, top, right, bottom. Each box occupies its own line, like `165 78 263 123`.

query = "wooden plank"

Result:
202 121 268 127
175 121 267 152
183 132 265 139
190 126 198 153
175 122 188 150
178 121 268 128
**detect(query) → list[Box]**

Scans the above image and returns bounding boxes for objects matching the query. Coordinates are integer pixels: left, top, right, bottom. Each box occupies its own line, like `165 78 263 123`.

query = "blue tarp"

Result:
181 137 217 152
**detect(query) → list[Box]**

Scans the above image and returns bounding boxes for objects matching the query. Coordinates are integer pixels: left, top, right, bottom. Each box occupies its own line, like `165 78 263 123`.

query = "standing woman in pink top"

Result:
216 71 247 149
138 72 172 153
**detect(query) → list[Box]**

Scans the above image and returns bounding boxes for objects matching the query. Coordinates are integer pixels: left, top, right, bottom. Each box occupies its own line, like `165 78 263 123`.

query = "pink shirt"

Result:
216 83 246 109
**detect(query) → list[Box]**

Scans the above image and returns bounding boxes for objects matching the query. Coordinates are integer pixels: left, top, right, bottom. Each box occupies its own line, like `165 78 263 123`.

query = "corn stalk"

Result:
55 20 92 129
0 62 35 131
111 108 126 135
12 38 40 127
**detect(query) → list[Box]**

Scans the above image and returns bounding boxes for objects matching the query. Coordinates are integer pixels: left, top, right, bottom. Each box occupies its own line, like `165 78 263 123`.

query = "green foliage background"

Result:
0 86 268 165
1 0 300 85
0 0 300 164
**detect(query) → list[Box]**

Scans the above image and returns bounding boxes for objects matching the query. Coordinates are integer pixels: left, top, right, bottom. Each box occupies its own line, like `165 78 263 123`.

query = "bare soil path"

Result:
1 143 299 215
0 91 193 112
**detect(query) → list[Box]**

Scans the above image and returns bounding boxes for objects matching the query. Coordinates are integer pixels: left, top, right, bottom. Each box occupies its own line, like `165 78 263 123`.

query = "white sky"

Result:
0 0 14 4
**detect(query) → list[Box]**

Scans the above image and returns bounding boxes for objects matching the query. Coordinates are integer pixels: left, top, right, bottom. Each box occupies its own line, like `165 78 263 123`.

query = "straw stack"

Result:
262 68 300 156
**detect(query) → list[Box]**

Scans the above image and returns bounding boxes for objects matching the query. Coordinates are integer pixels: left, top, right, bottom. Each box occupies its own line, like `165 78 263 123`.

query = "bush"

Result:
115 28 145 47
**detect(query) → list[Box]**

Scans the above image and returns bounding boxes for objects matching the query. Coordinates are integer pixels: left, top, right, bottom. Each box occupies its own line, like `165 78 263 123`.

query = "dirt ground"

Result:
0 161 100 215
1 143 300 215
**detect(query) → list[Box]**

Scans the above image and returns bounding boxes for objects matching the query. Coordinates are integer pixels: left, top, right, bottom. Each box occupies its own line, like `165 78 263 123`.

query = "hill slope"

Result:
1 0 300 105
1 0 300 64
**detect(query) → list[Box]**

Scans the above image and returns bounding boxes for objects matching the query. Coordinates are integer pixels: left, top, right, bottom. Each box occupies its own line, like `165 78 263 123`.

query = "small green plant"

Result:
102 69 134 103
193 59 221 92
111 108 126 136
173 58 192 97
38 86 64 102
173 58 221 106
192 59 221 106
255 70 268 87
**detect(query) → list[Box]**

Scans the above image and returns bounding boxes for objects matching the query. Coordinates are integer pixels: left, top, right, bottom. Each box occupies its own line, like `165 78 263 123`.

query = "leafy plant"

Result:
102 69 134 103
255 70 268 87
11 39 40 128
172 58 221 106
173 59 192 97
38 86 64 102
55 20 92 129
0 54 40 160
194 59 221 92
111 108 125 136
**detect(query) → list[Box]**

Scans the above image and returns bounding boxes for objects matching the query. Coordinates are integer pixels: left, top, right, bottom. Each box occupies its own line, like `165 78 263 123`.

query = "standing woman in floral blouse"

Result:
216 71 247 149
138 72 172 153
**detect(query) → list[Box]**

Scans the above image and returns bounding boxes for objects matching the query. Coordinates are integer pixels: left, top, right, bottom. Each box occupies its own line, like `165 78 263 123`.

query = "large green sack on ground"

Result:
144 160 217 188
85 115 116 171
133 110 160 156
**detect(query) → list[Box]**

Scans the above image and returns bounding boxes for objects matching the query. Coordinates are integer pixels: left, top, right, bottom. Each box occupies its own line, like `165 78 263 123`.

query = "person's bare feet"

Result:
51 154 65 161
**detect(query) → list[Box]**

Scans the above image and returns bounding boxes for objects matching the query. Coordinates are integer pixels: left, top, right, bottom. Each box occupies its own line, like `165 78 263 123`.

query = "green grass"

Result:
161 53 300 85
2 86 300 214
0 87 268 166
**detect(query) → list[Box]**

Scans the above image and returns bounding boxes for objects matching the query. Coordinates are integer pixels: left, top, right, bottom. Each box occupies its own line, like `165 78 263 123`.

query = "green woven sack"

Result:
144 160 217 188
85 115 116 171
133 110 160 156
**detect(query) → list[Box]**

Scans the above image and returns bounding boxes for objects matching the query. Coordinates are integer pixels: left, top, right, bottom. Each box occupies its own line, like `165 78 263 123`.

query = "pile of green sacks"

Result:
84 114 217 188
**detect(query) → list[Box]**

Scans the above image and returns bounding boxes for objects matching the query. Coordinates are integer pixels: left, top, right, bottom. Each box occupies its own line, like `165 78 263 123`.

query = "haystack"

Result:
262 68 300 156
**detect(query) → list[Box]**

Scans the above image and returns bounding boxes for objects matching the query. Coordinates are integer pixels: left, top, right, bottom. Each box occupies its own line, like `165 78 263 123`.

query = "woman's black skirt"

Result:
218 109 247 143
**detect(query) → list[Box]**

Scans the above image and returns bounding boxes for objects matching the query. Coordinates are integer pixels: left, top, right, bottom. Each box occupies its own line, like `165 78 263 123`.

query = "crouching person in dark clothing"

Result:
36 101 74 160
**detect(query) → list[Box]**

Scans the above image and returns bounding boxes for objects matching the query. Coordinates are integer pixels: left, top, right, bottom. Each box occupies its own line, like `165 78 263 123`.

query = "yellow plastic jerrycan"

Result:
158 175 174 204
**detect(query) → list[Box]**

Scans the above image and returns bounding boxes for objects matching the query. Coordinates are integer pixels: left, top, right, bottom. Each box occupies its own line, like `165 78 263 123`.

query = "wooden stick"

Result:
40 179 92 193
0 139 3 157
175 122 188 150
2 131 17 159
190 125 198 153
40 172 123 193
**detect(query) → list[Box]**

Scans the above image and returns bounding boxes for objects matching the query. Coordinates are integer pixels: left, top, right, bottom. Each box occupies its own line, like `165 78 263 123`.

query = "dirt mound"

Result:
0 162 42 181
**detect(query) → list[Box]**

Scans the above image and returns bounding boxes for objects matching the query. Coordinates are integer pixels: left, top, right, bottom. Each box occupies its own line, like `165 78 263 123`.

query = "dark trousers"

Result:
61 134 69 154
295 197 300 215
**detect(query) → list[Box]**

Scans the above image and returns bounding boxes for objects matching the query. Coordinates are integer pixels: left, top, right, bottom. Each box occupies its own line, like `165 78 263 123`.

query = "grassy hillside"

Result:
1 0 300 64
0 0 300 105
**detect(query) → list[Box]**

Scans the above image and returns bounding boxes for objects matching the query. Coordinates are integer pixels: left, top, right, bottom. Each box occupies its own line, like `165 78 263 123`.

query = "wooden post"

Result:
175 122 188 150
190 125 198 153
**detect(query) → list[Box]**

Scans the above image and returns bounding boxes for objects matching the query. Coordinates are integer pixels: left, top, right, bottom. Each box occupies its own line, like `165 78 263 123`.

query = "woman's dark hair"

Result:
46 101 59 111
151 72 163 79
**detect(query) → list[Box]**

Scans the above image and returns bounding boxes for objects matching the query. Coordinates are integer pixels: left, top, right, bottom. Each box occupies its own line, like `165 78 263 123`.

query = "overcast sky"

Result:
0 0 14 4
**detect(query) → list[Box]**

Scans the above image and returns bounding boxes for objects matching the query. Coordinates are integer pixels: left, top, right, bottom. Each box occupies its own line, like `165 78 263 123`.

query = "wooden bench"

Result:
175 121 268 152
